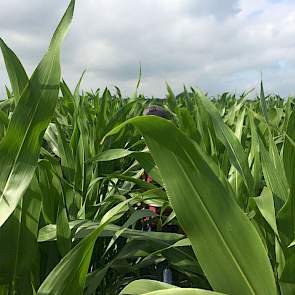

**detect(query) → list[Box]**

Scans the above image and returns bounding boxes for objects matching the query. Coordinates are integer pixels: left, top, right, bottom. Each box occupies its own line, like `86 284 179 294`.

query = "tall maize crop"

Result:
0 1 294 295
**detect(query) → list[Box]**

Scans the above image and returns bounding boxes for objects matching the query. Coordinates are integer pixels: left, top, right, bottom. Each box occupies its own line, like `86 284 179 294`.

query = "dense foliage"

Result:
0 1 295 294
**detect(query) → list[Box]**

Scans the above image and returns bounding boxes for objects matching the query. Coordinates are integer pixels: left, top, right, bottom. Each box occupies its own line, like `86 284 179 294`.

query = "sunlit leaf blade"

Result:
197 91 254 195
105 116 276 295
0 38 28 104
0 176 41 294
38 221 183 243
91 148 135 162
142 290 226 295
0 1 293 292
120 279 179 294
120 280 226 295
0 0 75 227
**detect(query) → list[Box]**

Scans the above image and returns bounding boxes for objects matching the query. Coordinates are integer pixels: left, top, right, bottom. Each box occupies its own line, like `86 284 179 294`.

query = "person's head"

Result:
143 105 170 119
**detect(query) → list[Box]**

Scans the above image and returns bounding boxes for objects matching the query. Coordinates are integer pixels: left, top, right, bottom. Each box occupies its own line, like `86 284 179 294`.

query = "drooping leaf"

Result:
142 290 226 295
120 279 178 294
120 279 226 295
37 199 138 295
104 116 277 295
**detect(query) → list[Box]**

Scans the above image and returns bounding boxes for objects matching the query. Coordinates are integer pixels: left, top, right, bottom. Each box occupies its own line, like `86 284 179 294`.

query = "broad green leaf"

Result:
120 279 178 294
44 123 60 157
197 91 254 195
0 38 28 104
56 206 72 257
91 148 136 162
268 132 289 198
0 0 75 227
104 116 276 295
254 187 279 236
259 137 288 208
38 221 183 243
120 280 226 295
143 290 226 295
253 186 285 276
228 107 246 202
134 151 163 185
0 176 41 294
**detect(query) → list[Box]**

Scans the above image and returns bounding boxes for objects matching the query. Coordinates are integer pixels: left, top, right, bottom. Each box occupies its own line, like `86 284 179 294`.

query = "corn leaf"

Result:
120 279 179 294
120 279 226 295
0 176 41 294
197 92 254 195
0 0 75 227
142 290 226 295
37 200 136 295
104 116 276 295
0 38 28 104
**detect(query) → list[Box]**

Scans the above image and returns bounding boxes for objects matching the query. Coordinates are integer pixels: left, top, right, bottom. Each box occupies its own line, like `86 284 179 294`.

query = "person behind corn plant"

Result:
142 104 173 284
142 105 171 186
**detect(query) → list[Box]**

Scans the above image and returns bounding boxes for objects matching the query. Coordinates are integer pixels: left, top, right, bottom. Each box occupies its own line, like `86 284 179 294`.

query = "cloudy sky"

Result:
0 0 295 98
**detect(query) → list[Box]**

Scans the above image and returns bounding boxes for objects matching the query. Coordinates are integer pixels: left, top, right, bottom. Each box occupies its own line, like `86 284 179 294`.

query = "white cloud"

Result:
0 0 295 98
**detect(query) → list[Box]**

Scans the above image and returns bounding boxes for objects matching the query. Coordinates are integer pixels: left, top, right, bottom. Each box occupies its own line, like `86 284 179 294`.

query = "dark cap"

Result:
143 105 170 119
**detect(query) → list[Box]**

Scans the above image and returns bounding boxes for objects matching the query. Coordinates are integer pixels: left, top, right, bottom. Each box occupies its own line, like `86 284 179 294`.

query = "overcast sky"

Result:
0 0 295 98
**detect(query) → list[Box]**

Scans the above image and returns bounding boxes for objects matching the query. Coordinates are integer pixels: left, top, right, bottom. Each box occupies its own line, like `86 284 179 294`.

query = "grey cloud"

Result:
184 0 240 19
1 0 295 98
0 1 65 33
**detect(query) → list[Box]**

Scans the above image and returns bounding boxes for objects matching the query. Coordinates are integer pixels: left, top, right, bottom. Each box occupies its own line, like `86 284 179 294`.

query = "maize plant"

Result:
0 1 294 295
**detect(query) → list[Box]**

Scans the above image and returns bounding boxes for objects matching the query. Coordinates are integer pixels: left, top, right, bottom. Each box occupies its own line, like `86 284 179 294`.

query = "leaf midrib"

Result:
168 150 256 294
0 52 57 212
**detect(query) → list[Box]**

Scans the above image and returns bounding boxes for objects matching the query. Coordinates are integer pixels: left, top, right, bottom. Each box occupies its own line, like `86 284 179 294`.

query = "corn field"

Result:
0 1 295 295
